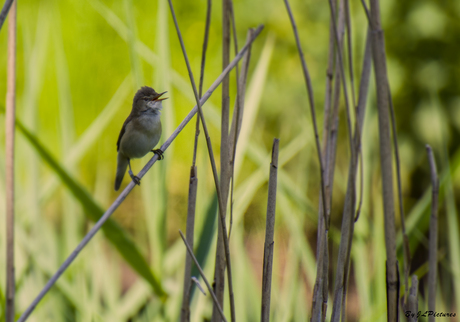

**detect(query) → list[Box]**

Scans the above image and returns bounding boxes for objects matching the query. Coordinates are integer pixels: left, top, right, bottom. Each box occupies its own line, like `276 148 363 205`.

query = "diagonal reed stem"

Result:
16 29 262 322
179 230 228 322
0 0 14 32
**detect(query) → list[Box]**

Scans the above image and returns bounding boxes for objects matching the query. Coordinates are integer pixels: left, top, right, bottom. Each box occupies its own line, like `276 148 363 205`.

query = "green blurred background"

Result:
0 0 459 321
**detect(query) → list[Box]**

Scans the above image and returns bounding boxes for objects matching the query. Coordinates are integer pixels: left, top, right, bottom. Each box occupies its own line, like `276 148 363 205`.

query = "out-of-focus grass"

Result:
0 0 459 321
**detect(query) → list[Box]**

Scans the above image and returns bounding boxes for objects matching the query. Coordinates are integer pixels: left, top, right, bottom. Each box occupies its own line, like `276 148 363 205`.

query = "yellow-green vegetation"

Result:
0 0 459 321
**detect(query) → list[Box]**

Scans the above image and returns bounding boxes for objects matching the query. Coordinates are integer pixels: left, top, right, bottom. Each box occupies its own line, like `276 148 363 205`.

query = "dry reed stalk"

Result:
311 1 339 318
352 30 373 226
426 145 439 322
192 0 212 167
321 1 335 153
5 2 17 322
283 0 328 229
344 0 356 108
179 231 228 322
327 0 355 168
260 139 279 322
180 166 198 322
326 0 347 200
369 0 399 320
212 0 232 318
183 1 212 319
228 28 253 238
389 92 411 307
407 275 418 322
360 0 371 23
331 29 372 322
311 0 346 319
359 0 409 308
16 30 262 322
226 0 241 240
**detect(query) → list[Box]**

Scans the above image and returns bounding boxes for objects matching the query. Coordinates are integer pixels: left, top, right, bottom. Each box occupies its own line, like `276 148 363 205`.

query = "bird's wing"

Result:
116 115 133 151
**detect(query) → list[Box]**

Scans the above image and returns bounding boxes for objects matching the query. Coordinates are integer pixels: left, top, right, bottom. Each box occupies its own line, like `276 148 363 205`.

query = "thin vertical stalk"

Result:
180 166 199 322
226 0 240 240
192 0 212 167
407 276 418 322
327 0 355 173
311 0 338 318
213 0 232 318
389 92 411 307
360 0 409 304
260 139 279 322
5 2 17 321
369 0 399 320
228 28 253 238
340 31 372 321
312 0 347 319
198 0 212 99
283 0 328 230
184 0 212 318
330 29 372 322
426 145 438 322
344 0 356 108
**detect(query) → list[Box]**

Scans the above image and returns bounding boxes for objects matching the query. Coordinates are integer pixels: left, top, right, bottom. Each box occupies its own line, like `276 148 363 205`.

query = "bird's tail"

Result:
114 153 128 191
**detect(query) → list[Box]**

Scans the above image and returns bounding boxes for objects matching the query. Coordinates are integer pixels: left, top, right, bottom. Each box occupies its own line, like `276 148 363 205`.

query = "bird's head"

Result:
133 86 168 114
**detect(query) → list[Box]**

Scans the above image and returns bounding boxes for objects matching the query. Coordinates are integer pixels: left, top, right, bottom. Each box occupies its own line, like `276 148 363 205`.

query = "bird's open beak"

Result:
153 91 168 101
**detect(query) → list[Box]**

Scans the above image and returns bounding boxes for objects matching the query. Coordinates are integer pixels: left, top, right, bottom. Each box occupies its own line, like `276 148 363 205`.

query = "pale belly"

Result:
120 116 162 159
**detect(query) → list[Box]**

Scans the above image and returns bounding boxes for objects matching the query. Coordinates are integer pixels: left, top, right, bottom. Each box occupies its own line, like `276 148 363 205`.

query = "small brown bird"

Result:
114 86 168 191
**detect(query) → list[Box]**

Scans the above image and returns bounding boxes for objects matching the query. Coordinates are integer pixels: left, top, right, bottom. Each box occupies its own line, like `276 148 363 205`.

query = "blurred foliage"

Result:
0 0 459 321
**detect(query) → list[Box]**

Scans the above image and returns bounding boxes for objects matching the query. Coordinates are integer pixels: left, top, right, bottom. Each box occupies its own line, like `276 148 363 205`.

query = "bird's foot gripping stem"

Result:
151 149 164 160
128 169 141 186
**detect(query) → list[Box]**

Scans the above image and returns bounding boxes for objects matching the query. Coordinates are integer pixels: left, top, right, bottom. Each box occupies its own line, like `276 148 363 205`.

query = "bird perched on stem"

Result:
114 86 168 191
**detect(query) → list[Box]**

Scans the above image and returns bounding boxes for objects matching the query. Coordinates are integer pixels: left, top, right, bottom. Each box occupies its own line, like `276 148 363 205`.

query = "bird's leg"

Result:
151 149 164 160
127 159 141 185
